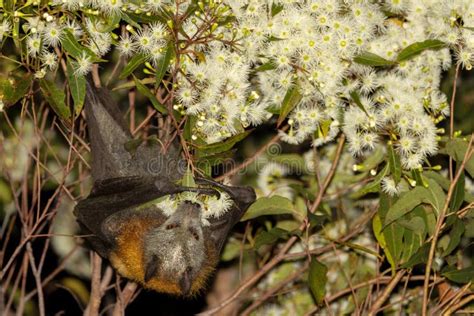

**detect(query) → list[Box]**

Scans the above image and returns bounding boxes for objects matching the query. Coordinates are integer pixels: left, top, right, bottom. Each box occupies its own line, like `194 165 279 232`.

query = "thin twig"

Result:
26 243 45 316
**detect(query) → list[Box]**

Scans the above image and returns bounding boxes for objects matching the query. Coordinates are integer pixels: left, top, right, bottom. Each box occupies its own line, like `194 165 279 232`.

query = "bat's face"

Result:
104 200 218 296
142 201 216 295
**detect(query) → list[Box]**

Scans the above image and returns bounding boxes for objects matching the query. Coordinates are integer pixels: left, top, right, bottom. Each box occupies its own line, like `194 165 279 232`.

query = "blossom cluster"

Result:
1 0 473 171
155 190 233 225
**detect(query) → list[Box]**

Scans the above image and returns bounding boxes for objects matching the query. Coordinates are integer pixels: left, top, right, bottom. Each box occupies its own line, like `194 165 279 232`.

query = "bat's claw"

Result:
186 187 221 199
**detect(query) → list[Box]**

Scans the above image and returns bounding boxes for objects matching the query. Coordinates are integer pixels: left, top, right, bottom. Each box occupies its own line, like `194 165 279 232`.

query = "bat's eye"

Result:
189 228 200 241
166 223 180 230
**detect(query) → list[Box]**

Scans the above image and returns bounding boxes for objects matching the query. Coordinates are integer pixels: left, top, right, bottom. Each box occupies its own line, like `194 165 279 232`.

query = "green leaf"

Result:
396 39 446 62
349 90 368 115
196 130 252 157
373 211 396 273
400 243 430 268
424 178 446 215
254 227 289 250
424 171 474 203
442 266 474 284
0 74 33 106
39 79 71 120
181 168 196 187
400 225 422 264
119 53 148 79
277 86 302 126
400 207 427 264
450 169 465 212
441 218 465 257
308 257 328 306
241 196 296 221
121 12 142 28
66 60 86 116
254 61 277 72
398 216 425 233
133 76 168 114
445 138 474 178
387 144 402 183
125 11 168 25
61 29 102 62
384 221 404 267
271 3 284 16
98 13 121 32
353 51 396 67
197 150 235 170
384 186 428 226
155 44 173 85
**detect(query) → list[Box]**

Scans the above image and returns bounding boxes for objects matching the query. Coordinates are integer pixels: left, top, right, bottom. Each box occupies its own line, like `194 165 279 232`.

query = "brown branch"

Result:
368 270 406 315
112 281 138 316
84 253 102 316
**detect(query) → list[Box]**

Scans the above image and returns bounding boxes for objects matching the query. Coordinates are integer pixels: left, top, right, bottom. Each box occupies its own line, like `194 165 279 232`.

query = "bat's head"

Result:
141 200 217 296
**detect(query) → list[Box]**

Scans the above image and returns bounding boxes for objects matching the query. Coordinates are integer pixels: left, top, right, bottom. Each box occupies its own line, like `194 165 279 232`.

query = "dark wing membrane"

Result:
74 175 176 251
85 80 185 181
85 81 136 181
207 205 247 254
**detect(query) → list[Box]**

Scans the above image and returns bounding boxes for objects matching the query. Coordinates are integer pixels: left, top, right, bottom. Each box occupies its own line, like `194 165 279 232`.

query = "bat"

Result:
74 79 255 296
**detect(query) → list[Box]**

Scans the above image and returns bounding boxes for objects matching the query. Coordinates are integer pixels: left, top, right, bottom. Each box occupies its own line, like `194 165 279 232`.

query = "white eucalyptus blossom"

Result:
27 34 42 57
42 22 63 47
74 52 93 75
40 51 58 70
0 20 11 42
